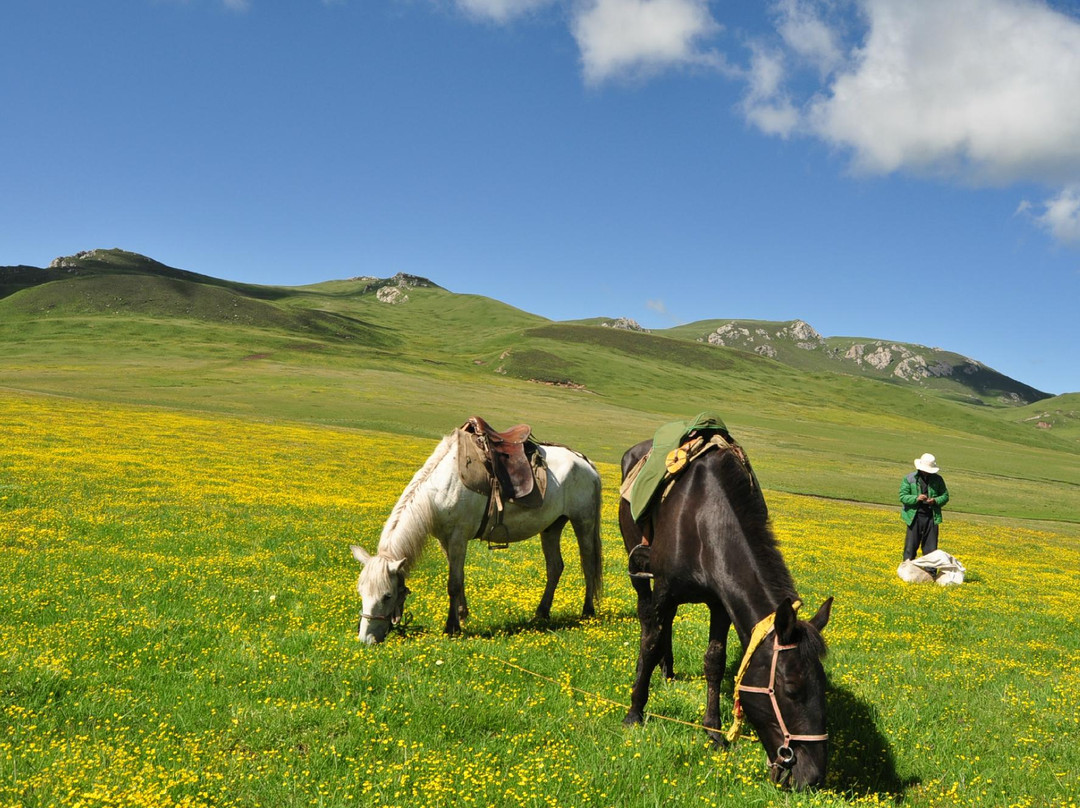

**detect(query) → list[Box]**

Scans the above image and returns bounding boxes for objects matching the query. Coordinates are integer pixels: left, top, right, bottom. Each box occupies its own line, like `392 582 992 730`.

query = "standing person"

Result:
899 453 950 560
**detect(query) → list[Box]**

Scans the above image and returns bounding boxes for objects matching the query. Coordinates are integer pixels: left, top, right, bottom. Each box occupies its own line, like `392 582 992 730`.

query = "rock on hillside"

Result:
836 340 972 382
705 319 823 358
351 272 439 298
694 319 1048 405
601 317 649 332
49 249 113 269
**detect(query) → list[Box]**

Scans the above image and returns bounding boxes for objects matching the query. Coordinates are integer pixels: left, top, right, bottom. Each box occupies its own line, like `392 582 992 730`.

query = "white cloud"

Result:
735 0 1080 245
806 0 1080 186
1028 186 1080 244
445 0 1080 246
647 298 682 324
741 45 799 137
452 0 727 83
455 0 557 23
571 0 722 84
773 0 842 77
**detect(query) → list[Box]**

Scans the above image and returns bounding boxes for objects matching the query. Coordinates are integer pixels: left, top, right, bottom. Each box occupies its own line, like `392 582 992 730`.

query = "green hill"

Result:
661 318 1049 406
2 248 1077 523
1006 393 1080 442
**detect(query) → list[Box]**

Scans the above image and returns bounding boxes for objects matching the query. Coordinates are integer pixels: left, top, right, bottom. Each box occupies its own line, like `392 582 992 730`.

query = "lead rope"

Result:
484 655 738 737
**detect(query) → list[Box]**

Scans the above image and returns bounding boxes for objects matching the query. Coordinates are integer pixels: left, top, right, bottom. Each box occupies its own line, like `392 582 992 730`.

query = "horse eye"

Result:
381 593 392 602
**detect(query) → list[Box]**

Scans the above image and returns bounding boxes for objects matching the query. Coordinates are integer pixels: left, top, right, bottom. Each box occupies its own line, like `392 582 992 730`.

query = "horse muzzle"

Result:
357 613 393 644
770 744 826 790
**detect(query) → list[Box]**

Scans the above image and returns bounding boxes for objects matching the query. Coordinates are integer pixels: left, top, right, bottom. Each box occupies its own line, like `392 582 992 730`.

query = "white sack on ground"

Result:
912 549 966 585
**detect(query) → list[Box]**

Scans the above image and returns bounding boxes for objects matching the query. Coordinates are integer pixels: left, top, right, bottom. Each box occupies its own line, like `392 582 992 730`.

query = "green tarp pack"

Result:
627 411 728 521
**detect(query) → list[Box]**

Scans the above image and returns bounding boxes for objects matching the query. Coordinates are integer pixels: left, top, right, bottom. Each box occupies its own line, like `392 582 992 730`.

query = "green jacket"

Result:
899 471 949 525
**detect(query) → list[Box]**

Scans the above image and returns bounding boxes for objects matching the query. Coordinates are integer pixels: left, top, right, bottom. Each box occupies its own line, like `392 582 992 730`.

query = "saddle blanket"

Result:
623 411 732 521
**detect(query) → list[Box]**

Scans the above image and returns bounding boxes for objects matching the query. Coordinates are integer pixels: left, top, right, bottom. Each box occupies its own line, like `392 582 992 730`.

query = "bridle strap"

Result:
724 600 800 744
359 612 396 624
358 580 411 629
737 634 828 771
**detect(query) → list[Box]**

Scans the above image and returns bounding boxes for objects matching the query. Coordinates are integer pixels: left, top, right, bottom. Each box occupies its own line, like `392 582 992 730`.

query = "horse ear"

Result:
809 596 833 633
388 557 406 575
774 597 797 644
350 545 372 565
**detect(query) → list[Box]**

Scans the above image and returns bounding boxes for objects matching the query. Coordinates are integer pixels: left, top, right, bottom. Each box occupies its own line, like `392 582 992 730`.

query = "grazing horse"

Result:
619 437 833 789
351 429 603 643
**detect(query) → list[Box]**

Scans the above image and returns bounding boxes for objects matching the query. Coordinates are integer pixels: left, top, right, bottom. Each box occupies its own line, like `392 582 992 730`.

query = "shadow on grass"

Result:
374 612 598 642
475 612 593 638
827 684 918 801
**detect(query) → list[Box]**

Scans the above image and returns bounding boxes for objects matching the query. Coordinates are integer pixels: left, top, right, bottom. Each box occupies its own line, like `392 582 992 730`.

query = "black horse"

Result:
619 436 833 789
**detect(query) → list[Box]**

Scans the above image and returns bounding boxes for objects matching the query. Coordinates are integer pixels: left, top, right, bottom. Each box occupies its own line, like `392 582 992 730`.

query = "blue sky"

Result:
3 0 1079 394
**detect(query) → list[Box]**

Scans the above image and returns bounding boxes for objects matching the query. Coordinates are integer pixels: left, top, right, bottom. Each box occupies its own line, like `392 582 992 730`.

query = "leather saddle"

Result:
460 415 536 501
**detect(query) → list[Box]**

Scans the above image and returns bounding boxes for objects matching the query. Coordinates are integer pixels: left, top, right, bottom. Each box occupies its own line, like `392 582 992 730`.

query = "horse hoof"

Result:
534 608 551 622
707 733 729 750
622 711 644 727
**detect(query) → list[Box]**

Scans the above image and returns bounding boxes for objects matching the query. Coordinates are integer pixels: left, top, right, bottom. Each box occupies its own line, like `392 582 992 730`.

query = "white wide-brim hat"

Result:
914 453 940 474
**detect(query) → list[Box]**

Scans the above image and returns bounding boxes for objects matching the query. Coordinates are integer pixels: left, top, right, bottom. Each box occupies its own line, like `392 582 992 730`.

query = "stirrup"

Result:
628 543 653 579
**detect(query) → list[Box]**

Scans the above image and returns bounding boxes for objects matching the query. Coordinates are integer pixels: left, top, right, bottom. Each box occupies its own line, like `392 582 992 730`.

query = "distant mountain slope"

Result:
0 249 396 347
0 249 1055 412
0 248 288 301
662 318 1049 406
1008 393 1080 441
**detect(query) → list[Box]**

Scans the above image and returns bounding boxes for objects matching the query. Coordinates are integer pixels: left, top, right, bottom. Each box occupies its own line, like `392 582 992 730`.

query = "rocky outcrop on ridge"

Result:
50 249 108 269
831 340 980 382
692 318 1046 405
354 272 439 303
601 317 648 332
705 319 824 351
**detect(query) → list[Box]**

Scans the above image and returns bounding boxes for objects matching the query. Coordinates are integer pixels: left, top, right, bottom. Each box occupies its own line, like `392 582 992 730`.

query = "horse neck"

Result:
375 433 455 569
700 451 798 643
721 520 799 648
728 571 798 647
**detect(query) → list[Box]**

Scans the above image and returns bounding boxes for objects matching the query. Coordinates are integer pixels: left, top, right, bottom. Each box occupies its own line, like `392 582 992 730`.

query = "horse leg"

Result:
569 507 601 619
702 605 732 747
624 594 676 726
535 518 567 621
661 609 675 680
443 533 469 635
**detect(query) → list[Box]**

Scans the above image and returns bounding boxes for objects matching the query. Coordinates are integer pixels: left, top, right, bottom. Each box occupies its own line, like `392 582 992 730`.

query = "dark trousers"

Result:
903 510 939 560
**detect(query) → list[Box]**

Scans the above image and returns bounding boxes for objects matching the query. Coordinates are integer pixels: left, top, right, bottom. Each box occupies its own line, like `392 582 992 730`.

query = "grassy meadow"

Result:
3 254 1078 529
3 389 1079 808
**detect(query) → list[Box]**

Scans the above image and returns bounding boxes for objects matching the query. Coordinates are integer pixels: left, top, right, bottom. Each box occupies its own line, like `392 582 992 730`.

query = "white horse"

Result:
350 429 603 643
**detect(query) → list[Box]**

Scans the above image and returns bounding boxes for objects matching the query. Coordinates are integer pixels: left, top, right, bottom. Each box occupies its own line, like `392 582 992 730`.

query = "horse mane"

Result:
715 448 798 603
714 449 828 657
376 431 455 567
